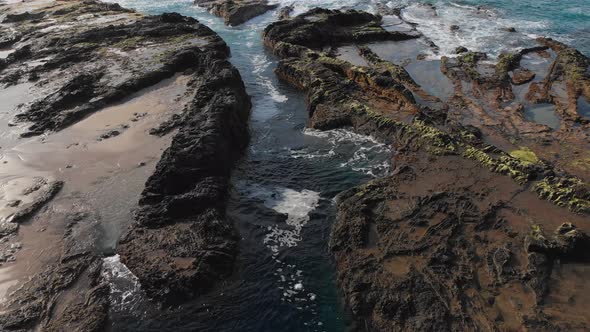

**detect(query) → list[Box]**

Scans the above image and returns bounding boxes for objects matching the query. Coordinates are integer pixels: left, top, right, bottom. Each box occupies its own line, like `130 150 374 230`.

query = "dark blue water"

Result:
101 0 588 330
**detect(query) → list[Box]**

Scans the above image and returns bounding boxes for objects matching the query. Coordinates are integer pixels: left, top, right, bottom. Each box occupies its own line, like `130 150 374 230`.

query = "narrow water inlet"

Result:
1 0 589 330
94 1 392 330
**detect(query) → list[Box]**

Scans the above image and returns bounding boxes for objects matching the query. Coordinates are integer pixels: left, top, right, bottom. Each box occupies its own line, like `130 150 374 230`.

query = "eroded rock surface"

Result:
194 0 278 26
0 1 229 136
117 53 251 302
0 0 250 330
264 8 590 331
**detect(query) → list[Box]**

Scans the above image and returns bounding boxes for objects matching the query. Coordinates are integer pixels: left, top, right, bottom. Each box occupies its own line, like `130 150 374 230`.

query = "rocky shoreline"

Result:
0 0 589 330
0 0 249 330
116 31 251 303
264 8 590 331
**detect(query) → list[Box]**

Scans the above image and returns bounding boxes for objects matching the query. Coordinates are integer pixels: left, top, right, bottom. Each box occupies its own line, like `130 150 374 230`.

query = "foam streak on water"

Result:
238 182 323 324
101 255 146 316
397 1 544 58
243 184 321 252
299 128 391 177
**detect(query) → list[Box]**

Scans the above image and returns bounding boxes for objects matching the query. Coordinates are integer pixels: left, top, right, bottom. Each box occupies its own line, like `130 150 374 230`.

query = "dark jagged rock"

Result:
0 209 108 331
512 68 535 85
263 8 590 331
10 180 63 223
277 5 293 20
0 0 251 329
526 222 590 260
1 0 230 136
0 27 21 48
263 8 419 50
194 0 278 26
455 46 468 54
117 28 251 303
2 11 45 23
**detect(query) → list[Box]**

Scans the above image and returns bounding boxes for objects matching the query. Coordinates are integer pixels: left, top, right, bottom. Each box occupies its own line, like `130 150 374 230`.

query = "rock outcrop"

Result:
194 0 278 26
1 1 230 137
0 0 250 329
264 8 590 331
117 46 251 303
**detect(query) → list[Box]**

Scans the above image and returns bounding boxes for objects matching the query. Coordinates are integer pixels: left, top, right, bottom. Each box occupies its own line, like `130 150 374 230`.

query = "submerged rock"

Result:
277 5 294 20
455 46 468 54
512 68 536 85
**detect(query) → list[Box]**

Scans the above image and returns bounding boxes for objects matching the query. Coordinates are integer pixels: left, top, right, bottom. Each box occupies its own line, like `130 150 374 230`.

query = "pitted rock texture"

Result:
117 56 251 302
264 8 590 331
0 0 251 330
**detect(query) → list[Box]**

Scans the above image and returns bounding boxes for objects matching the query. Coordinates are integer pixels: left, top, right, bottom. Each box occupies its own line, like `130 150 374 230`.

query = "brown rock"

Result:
512 68 536 85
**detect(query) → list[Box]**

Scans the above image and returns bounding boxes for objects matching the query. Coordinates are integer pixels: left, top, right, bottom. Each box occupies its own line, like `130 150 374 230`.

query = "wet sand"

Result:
0 74 191 305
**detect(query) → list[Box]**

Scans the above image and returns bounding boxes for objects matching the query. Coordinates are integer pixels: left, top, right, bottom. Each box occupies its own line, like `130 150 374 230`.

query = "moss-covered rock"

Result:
534 177 590 213
509 146 540 164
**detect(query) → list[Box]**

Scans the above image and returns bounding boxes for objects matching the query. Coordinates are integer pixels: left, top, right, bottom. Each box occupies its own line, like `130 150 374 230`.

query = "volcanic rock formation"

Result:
264 8 590 331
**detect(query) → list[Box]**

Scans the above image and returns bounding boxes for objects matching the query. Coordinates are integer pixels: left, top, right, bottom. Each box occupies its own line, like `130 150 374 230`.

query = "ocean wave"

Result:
400 1 547 58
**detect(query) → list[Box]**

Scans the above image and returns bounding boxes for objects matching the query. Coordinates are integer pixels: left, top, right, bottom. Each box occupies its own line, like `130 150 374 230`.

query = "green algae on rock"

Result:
263 7 590 331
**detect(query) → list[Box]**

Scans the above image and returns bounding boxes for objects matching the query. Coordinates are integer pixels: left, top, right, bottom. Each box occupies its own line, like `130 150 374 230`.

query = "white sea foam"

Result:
250 53 289 103
101 255 144 314
240 183 321 308
274 0 370 17
240 183 320 252
399 1 547 58
303 127 381 144
300 128 391 177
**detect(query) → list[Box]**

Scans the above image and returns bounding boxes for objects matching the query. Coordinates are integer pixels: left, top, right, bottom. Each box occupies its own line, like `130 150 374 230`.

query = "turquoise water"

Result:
390 0 589 56
101 0 588 331
463 0 590 56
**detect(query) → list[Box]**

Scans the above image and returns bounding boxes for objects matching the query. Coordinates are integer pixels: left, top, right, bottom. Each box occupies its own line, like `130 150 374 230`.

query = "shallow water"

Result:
524 103 561 130
334 45 368 67
98 0 588 330
579 97 590 120
406 59 454 101
368 39 427 65
0 75 188 306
